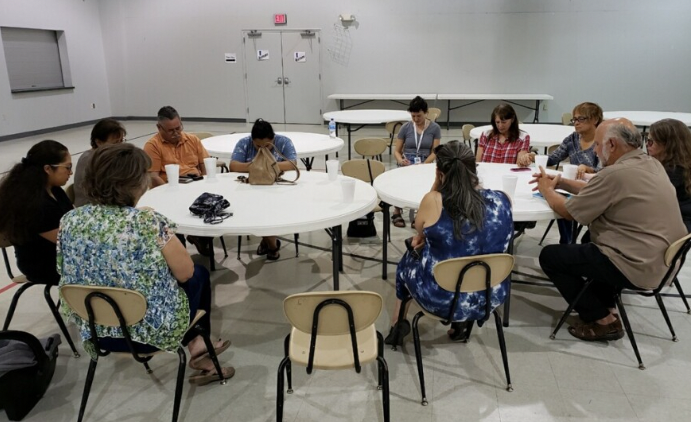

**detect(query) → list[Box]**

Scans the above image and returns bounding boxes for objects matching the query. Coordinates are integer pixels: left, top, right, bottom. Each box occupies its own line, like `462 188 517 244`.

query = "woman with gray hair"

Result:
58 143 234 385
385 141 514 345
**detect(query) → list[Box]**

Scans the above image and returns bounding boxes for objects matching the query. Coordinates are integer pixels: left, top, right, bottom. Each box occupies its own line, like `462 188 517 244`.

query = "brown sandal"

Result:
392 214 405 228
568 318 624 342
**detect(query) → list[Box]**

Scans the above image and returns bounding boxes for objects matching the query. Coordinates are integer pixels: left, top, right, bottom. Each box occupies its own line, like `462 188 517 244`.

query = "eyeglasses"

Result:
570 116 589 124
51 164 73 171
158 123 184 135
646 138 655 147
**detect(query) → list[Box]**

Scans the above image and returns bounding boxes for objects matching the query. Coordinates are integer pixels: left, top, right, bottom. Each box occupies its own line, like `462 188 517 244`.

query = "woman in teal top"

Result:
58 143 233 384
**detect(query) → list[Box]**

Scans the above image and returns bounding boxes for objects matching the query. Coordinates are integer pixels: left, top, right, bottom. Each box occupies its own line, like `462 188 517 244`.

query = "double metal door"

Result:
243 30 322 124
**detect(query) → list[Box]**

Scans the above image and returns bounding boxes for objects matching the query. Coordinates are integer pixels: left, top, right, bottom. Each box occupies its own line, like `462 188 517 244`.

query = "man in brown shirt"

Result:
144 106 210 187
534 118 686 341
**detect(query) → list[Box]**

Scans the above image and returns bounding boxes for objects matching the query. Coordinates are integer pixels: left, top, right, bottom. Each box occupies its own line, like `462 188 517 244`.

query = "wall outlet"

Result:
542 103 548 111
91 103 96 109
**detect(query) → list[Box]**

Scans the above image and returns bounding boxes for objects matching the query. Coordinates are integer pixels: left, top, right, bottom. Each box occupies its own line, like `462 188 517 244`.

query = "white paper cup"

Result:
502 175 518 200
341 179 356 202
326 159 339 181
535 155 549 170
165 164 179 185
562 164 578 180
204 157 217 178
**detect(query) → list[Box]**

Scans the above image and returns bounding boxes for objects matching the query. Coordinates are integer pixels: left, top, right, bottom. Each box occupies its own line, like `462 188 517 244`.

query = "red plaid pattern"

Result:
478 131 531 164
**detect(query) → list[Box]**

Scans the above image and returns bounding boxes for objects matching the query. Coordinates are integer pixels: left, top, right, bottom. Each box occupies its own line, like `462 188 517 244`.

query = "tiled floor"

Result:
1 121 691 422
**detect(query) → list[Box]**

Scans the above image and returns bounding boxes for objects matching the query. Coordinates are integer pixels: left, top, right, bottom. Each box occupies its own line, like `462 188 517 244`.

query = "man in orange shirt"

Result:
144 106 210 187
144 106 212 256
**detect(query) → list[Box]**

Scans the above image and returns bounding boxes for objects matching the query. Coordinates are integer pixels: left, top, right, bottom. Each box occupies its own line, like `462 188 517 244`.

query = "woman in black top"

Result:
0 140 73 284
647 119 691 232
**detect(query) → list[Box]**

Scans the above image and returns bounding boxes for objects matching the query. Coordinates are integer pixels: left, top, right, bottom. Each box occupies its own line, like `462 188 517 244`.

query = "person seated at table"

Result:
73 118 127 207
385 141 513 345
532 102 603 244
534 118 686 341
391 96 442 228
0 140 73 285
58 143 234 384
477 103 532 167
647 118 691 232
230 118 297 261
144 105 212 256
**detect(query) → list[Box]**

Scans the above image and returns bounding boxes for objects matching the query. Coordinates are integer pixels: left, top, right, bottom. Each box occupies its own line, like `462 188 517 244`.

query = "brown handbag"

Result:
239 140 300 185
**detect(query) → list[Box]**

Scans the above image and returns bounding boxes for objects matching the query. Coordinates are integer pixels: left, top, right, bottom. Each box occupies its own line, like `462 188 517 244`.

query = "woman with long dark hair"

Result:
0 140 72 284
477 103 532 166
647 118 691 232
385 141 513 345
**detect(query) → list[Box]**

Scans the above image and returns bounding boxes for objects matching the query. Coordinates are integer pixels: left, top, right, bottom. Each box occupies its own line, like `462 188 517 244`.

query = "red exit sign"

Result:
274 14 287 25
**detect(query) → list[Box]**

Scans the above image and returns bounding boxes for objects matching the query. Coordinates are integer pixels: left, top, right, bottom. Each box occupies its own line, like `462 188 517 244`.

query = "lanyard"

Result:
412 121 426 155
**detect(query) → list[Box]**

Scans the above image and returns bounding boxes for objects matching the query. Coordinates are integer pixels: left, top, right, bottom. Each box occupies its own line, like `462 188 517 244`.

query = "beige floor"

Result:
1 121 691 422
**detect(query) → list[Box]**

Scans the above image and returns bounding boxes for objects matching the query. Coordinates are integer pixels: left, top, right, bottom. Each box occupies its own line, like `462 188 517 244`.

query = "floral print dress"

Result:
57 205 190 357
395 189 513 321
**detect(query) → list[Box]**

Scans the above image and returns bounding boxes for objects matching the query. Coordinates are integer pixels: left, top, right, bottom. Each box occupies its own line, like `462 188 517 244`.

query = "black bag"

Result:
189 192 232 224
347 211 377 237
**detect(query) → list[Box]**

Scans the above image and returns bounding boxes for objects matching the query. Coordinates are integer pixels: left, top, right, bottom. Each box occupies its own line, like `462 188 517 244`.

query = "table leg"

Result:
533 100 541 123
301 157 314 171
208 237 216 271
347 123 352 160
382 203 390 280
446 100 452 131
326 226 341 290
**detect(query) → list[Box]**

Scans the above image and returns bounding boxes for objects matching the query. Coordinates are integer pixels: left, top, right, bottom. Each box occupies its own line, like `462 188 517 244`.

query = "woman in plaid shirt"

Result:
476 104 532 167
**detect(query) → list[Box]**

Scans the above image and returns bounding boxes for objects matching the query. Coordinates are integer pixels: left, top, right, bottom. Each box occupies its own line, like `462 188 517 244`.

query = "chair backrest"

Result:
561 112 573 126
665 233 691 266
427 107 441 122
60 285 147 327
64 183 75 203
546 144 559 155
433 254 514 293
462 124 475 141
341 159 386 184
190 132 214 140
353 138 388 158
385 121 406 137
283 291 382 336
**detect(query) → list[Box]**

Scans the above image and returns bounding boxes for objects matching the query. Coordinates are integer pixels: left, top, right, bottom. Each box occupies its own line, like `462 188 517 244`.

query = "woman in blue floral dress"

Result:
385 141 513 345
58 143 233 384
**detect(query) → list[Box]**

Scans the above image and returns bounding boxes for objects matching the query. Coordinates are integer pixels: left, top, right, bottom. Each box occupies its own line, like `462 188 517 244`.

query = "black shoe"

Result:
448 321 472 342
257 239 280 256
187 235 212 257
384 320 411 346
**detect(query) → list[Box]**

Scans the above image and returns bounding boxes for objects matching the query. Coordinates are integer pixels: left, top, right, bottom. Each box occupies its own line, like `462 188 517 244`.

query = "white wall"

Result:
0 0 112 137
2 0 690 136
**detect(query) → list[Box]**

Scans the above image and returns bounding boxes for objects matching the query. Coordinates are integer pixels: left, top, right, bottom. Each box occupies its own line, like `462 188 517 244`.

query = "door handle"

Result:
283 77 290 85
276 77 283 85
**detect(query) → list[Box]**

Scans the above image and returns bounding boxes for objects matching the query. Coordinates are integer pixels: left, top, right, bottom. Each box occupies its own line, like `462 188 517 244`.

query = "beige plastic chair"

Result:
277 291 389 422
385 120 406 155
427 107 441 122
353 137 388 161
562 112 573 126
397 254 515 405
462 124 475 150
189 131 214 140
65 183 75 203
60 284 228 422
1 234 80 357
341 158 386 214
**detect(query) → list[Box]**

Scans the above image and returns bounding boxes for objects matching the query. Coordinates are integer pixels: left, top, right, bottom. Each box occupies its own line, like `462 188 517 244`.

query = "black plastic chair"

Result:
60 285 228 422
550 233 691 370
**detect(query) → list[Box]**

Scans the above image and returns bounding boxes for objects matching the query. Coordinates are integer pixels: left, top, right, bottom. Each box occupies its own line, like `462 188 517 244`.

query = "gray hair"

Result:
604 123 642 149
157 105 179 121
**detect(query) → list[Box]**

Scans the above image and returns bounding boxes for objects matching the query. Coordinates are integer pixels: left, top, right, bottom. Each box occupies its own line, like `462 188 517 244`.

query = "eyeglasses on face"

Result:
570 116 589 124
158 123 184 135
51 164 73 171
646 138 656 147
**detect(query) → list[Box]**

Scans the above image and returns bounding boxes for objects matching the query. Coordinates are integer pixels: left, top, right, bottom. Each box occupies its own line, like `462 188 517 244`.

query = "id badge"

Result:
414 156 422 165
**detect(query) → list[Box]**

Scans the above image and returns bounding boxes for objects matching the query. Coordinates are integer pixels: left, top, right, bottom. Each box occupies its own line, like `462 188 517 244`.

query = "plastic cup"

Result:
341 179 356 202
204 157 217 178
562 164 578 180
502 175 518 200
535 155 549 170
165 164 179 186
326 160 339 181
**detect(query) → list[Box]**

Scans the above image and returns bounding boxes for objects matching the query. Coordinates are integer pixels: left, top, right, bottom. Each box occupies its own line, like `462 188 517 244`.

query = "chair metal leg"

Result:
654 293 677 341
376 332 384 389
197 328 227 384
283 335 292 393
219 236 228 258
237 236 242 259
615 295 645 370
538 219 555 246
550 278 594 339
493 311 513 392
2 282 33 330
503 281 511 327
2 247 14 278
77 358 98 422
672 278 691 314
293 233 299 257
377 355 391 422
171 347 186 422
44 284 80 357
143 361 153 374
277 356 290 422
411 311 428 406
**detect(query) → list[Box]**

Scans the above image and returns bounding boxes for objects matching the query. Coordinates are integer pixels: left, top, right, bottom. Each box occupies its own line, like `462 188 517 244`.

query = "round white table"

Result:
138 172 378 289
202 132 344 171
470 124 575 152
603 111 691 129
323 110 411 160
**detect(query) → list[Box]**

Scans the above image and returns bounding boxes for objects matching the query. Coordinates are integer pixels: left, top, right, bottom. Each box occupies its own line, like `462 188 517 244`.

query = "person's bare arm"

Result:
424 138 441 164
161 235 195 282
277 160 298 171
39 229 58 244
229 161 251 172
394 139 409 166
516 150 532 167
150 172 165 187
536 169 574 220
199 162 207 176
557 177 588 194
475 146 485 163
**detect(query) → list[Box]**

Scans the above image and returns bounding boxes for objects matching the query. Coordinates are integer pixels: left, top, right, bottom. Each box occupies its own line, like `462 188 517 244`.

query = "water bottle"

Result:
328 118 336 138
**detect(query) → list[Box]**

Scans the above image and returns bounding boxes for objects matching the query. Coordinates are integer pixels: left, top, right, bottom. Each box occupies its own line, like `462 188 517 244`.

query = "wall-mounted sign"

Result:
257 50 270 61
294 52 306 62
225 53 236 63
274 14 287 25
